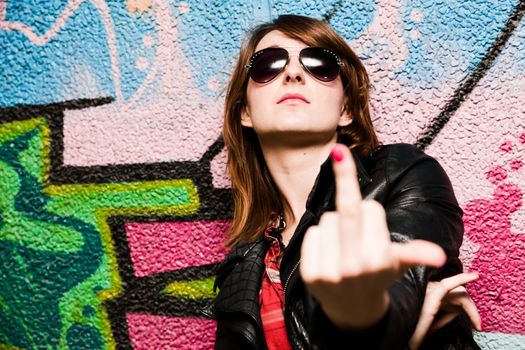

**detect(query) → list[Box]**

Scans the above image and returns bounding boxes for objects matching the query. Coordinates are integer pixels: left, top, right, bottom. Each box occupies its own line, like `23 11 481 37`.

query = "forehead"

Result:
254 30 307 52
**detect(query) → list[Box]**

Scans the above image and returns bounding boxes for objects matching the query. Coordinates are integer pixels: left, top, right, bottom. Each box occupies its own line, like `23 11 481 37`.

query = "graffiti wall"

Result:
0 0 523 349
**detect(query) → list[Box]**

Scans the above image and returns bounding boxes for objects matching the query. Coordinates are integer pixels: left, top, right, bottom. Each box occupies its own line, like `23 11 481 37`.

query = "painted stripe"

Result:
126 314 216 350
125 220 230 277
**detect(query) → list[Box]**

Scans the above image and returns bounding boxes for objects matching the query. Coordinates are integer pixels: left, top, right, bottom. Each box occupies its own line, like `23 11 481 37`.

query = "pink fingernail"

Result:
331 145 344 162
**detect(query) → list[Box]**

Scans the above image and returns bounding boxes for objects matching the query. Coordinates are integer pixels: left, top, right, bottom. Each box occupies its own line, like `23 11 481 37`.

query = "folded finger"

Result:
439 272 479 291
300 226 322 282
410 316 433 350
392 240 446 269
447 286 482 331
430 311 460 332
464 299 482 331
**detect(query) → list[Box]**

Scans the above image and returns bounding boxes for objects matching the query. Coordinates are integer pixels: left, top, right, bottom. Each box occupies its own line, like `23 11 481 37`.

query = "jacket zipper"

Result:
283 259 300 301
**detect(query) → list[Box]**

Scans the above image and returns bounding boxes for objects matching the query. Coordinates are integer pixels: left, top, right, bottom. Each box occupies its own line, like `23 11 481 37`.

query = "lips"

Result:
277 93 310 104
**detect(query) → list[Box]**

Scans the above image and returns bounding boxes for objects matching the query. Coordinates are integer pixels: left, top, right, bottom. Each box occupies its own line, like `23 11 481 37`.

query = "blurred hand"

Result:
300 144 447 329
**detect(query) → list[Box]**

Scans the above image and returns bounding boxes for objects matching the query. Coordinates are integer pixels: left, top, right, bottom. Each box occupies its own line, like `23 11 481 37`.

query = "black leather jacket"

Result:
209 144 479 350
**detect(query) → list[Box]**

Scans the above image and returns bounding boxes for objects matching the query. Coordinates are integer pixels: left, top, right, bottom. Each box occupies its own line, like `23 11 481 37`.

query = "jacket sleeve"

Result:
310 146 465 350
381 151 464 349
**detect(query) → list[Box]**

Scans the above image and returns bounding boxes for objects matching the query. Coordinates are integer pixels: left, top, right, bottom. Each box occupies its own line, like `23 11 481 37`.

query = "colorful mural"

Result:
0 0 524 349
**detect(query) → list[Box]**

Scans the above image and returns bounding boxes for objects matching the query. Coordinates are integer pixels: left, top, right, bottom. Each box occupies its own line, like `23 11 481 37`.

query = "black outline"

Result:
0 97 228 193
322 0 525 150
0 97 232 348
323 0 344 23
415 0 525 149
104 212 231 350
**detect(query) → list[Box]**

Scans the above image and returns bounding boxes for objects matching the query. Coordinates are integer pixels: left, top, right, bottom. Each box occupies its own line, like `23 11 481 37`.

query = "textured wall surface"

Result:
0 0 523 349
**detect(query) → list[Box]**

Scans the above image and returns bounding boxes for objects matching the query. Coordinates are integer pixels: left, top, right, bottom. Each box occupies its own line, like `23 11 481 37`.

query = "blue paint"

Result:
1 0 521 108
1 1 112 106
400 0 518 87
3 1 71 36
0 0 156 107
254 0 272 23
105 1 157 101
271 0 376 41
176 0 257 97
66 324 103 350
82 305 95 318
474 332 525 349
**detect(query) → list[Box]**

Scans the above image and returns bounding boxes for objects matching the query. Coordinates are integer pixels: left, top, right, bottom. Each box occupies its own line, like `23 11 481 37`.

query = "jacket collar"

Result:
212 147 373 317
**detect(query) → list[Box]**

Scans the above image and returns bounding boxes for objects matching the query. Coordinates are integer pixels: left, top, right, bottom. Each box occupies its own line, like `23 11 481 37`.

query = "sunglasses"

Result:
245 47 344 84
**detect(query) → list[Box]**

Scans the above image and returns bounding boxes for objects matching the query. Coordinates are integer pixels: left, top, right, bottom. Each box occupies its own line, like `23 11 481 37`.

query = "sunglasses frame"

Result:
245 46 344 83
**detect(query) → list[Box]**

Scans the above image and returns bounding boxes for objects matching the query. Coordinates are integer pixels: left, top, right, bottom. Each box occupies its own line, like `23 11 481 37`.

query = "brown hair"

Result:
223 14 378 247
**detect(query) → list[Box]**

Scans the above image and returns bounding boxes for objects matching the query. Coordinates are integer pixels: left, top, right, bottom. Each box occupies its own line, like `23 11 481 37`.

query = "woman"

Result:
210 14 480 349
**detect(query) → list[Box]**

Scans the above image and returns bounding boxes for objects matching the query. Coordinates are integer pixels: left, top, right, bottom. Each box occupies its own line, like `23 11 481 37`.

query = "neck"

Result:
258 135 338 227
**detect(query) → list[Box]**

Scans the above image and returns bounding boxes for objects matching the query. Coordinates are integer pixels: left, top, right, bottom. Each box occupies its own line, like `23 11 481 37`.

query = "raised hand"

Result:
300 144 447 329
409 272 481 350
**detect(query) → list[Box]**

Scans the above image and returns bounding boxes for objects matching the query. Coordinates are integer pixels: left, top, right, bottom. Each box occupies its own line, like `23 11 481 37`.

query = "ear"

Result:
338 105 353 127
240 107 253 128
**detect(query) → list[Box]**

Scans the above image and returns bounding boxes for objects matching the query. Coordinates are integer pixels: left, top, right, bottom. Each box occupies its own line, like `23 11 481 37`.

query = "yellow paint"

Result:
97 307 117 350
163 277 216 299
0 118 44 143
0 344 26 350
45 179 196 197
95 181 199 300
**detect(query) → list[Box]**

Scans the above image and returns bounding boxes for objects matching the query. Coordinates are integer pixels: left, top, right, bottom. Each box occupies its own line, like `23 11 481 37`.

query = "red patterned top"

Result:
259 213 293 350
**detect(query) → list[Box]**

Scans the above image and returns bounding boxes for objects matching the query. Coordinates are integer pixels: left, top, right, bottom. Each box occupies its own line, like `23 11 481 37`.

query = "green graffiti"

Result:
0 119 199 350
0 129 103 349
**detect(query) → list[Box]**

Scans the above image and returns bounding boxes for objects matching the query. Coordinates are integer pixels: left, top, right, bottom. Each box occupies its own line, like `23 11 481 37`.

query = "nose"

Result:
283 55 305 83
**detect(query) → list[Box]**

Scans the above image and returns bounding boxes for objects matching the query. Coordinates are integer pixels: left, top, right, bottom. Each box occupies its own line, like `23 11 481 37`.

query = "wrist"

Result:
322 291 390 330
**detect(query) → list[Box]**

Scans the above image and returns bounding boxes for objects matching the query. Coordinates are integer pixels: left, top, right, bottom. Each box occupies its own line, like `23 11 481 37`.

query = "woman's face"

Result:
241 30 352 146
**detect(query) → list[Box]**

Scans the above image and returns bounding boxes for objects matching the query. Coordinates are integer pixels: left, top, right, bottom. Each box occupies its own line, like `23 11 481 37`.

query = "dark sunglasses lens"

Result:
300 47 340 82
249 48 288 83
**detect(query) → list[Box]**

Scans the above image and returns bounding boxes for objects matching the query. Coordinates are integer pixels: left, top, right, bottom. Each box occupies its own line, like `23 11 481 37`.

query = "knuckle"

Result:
340 202 360 218
340 260 363 277
304 226 319 238
319 211 338 225
363 200 386 218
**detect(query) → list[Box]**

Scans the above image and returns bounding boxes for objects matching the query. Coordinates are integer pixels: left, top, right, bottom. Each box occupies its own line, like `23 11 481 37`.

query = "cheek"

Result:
245 83 257 108
246 83 275 115
312 78 345 107
316 89 345 115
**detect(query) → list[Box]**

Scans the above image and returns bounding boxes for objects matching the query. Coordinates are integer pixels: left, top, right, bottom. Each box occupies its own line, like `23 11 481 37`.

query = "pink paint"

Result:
63 98 222 165
125 220 230 277
510 159 523 171
127 313 215 350
486 166 508 185
499 140 513 152
0 1 6 20
464 169 524 333
211 146 231 189
62 0 223 166
423 66 525 335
